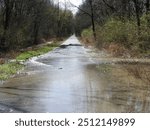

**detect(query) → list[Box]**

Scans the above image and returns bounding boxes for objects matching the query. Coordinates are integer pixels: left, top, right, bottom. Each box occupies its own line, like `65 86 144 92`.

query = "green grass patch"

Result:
0 42 59 81
0 62 24 80
16 44 58 61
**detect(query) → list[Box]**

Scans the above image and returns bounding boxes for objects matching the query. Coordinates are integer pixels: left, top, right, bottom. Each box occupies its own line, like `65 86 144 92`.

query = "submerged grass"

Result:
0 42 59 81
96 64 113 73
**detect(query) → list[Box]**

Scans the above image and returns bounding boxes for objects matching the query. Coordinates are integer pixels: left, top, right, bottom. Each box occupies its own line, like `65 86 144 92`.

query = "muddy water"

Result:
0 35 150 113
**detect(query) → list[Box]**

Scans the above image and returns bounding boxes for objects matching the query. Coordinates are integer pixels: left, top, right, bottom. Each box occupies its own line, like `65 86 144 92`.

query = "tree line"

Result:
75 0 150 53
0 0 74 52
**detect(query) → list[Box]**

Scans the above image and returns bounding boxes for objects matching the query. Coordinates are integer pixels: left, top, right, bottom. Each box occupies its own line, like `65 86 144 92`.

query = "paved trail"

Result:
0 36 150 113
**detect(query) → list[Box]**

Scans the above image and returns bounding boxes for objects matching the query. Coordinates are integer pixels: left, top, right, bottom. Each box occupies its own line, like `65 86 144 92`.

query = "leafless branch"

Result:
68 0 92 17
102 0 117 12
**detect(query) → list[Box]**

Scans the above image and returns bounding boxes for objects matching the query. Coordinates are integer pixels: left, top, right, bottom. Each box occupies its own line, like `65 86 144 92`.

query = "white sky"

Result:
59 0 83 14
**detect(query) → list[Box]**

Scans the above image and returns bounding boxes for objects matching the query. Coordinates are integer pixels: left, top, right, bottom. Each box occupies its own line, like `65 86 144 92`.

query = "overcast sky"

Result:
59 0 83 14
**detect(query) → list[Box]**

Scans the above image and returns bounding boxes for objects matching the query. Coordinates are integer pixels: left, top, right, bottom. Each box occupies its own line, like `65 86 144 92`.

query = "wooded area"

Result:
0 0 74 52
0 0 149 56
75 0 150 56
0 0 150 113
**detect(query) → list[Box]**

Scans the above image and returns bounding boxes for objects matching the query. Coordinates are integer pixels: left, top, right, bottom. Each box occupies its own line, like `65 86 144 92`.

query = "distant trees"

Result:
0 0 74 52
74 1 91 36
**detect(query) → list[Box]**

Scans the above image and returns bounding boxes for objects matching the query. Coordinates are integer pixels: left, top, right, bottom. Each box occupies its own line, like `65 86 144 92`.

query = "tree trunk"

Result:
133 0 141 33
89 0 96 40
0 0 13 51
146 0 150 14
33 21 39 45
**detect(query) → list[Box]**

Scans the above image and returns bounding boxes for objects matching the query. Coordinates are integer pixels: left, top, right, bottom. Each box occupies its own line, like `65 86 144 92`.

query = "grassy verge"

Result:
16 43 58 61
0 62 24 80
0 42 59 81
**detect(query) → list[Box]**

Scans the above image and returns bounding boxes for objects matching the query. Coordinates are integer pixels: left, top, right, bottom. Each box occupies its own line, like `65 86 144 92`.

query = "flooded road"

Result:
0 35 150 113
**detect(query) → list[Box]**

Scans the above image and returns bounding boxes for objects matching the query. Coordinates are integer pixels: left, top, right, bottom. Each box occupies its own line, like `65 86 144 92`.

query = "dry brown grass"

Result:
125 64 150 85
81 36 95 46
0 50 20 64
101 43 131 57
0 58 5 64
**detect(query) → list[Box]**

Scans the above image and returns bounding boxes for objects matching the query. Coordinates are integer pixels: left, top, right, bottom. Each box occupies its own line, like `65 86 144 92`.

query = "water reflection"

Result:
96 64 150 113
0 36 150 113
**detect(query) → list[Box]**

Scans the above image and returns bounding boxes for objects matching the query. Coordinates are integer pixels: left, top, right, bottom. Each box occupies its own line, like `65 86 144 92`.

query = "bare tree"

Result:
88 0 96 40
145 0 150 14
69 0 96 40
0 0 74 51
133 0 141 33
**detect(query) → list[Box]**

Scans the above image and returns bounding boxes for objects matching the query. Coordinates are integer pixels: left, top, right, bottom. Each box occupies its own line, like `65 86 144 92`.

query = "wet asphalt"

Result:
0 35 150 113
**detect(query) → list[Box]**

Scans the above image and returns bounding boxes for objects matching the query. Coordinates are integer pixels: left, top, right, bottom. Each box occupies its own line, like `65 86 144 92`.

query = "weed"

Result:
0 62 24 80
16 45 56 61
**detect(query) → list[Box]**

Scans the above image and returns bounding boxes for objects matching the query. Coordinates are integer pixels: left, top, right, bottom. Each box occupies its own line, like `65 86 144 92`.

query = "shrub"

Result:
96 17 150 55
80 17 150 56
81 28 94 44
97 19 138 48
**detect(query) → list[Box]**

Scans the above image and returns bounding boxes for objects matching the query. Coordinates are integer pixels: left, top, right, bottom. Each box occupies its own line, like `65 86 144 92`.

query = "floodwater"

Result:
0 35 150 113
